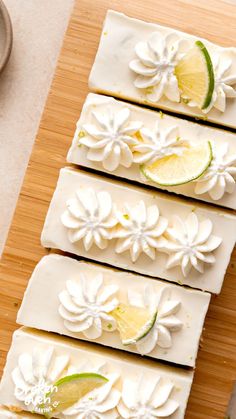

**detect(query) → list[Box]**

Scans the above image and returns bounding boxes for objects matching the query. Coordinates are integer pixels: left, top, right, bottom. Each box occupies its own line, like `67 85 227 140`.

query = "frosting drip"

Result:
129 32 189 102
59 273 119 339
118 375 179 418
157 212 222 276
61 188 117 250
195 142 236 200
80 108 142 171
114 200 168 262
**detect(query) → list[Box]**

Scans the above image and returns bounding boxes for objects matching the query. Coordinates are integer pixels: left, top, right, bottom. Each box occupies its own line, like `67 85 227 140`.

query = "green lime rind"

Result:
122 310 158 346
53 372 108 387
195 40 215 109
141 141 213 187
41 373 108 418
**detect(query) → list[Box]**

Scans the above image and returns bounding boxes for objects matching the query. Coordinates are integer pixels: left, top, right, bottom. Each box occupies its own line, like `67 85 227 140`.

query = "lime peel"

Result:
41 373 108 418
110 304 157 346
141 141 213 187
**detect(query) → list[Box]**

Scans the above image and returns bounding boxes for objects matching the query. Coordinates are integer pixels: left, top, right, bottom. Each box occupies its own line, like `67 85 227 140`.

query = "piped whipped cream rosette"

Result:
157 212 222 277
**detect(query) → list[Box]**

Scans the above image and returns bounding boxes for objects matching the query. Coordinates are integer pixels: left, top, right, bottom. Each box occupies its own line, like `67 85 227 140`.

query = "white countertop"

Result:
0 0 74 256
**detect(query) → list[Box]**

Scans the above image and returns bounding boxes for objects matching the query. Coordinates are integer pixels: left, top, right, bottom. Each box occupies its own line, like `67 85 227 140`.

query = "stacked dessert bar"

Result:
0 10 236 419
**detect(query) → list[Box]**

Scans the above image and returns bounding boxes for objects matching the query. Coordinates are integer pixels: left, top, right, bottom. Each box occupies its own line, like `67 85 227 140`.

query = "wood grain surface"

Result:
0 1 236 418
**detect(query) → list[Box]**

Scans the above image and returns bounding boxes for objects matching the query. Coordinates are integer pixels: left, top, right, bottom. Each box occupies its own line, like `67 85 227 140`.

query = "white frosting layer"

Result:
157 212 222 277
114 200 168 262
128 286 183 355
133 122 187 164
129 32 189 103
80 108 142 172
61 188 117 250
59 273 119 339
195 142 236 200
118 375 179 418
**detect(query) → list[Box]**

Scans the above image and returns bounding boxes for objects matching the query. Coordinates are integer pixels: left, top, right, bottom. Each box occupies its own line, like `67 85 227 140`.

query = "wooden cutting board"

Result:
0 0 236 417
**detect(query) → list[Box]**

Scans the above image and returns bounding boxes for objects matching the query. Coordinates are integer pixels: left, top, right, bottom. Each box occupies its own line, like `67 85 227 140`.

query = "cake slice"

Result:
17 254 210 367
67 93 236 209
41 167 236 294
89 10 236 129
0 328 194 418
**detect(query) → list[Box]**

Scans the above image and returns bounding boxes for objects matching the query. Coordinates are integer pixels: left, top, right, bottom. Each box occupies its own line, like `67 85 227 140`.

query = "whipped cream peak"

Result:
133 122 187 164
157 212 222 276
80 107 142 171
129 31 190 103
195 142 236 200
63 363 121 419
59 273 119 339
128 286 183 354
114 200 168 262
61 188 117 250
12 347 70 411
118 374 179 418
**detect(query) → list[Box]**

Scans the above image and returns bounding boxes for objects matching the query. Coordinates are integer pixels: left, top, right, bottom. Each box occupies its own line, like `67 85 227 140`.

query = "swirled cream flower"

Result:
133 122 187 164
63 362 120 419
118 375 179 418
129 32 189 103
80 108 142 171
128 286 183 354
61 188 117 251
195 142 236 200
157 212 222 276
12 347 69 411
114 200 168 262
59 273 119 339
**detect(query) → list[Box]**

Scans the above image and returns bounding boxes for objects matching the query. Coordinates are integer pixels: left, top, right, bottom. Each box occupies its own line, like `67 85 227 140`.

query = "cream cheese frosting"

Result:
61 188 117 250
195 142 236 200
80 108 142 171
128 286 183 355
114 200 168 262
129 32 189 103
118 375 179 418
158 212 222 277
133 123 187 164
59 273 119 339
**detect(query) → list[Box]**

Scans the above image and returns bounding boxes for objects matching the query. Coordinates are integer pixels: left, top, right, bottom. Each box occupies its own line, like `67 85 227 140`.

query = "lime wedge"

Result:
42 373 108 418
141 141 212 186
175 40 214 109
110 304 157 346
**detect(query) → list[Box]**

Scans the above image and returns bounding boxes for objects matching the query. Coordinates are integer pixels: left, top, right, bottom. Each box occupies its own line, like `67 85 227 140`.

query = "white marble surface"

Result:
0 0 74 255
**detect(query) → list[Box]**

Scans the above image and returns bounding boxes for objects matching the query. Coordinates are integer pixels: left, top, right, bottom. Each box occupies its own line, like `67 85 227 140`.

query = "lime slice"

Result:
175 40 214 110
141 141 212 186
42 373 108 418
110 304 157 346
